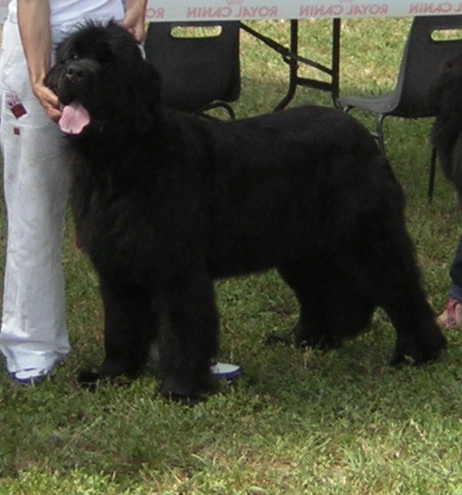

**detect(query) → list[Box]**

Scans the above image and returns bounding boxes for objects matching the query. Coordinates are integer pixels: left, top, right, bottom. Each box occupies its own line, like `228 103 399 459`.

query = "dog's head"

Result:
428 54 462 190
45 21 161 138
428 54 462 113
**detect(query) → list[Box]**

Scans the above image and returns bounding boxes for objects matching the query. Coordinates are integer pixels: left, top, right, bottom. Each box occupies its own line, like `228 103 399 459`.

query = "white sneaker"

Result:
10 368 50 385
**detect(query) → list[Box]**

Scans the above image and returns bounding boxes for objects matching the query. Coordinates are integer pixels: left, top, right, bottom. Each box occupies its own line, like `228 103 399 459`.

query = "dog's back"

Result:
178 105 405 279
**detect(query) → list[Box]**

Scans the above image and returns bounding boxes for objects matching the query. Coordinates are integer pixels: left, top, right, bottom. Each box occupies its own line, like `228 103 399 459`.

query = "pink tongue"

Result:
59 102 90 134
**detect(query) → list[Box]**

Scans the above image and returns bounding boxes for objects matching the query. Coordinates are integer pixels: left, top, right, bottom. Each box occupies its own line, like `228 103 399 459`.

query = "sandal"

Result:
436 298 462 329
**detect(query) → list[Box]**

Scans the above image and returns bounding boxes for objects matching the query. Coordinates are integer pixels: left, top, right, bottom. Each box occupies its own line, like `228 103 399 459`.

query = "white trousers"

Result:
0 19 70 373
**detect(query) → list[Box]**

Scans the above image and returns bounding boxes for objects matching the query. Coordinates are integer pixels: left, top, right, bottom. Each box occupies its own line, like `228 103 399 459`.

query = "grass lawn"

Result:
1 17 462 494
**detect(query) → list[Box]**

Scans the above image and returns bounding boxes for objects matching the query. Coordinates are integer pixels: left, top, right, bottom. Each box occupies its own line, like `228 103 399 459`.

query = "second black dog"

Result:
45 22 446 400
429 53 462 201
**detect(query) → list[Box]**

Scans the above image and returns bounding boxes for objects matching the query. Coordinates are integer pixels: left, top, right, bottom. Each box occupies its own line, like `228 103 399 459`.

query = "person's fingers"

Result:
34 84 62 122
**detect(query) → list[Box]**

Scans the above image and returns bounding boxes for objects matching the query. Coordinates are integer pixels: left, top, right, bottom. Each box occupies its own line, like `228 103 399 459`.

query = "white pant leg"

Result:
0 20 70 373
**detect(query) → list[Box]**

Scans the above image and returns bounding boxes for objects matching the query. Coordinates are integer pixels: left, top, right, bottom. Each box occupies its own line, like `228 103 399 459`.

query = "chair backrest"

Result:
394 15 462 118
143 21 241 113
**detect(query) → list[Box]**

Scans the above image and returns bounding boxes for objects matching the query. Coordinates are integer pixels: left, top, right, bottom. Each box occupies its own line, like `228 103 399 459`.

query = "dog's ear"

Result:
133 60 162 134
428 55 462 112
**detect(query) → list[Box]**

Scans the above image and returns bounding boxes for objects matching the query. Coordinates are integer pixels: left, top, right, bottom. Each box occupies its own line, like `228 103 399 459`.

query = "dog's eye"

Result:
98 51 114 67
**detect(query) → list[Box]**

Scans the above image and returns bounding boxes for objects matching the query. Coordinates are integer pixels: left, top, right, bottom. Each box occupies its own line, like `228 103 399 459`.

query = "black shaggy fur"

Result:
45 21 446 400
429 53 462 203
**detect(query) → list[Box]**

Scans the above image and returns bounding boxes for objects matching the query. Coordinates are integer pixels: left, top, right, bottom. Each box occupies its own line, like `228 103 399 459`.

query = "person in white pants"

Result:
0 0 147 384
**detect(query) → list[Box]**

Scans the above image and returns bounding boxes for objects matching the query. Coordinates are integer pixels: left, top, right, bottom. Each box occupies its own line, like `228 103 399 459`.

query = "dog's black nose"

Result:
65 63 85 82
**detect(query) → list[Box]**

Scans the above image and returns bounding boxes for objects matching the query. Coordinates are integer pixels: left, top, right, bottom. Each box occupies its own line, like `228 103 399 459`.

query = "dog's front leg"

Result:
78 275 157 387
157 269 219 402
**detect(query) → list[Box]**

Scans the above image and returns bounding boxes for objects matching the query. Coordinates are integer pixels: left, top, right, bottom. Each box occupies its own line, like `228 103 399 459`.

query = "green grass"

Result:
2 17 462 494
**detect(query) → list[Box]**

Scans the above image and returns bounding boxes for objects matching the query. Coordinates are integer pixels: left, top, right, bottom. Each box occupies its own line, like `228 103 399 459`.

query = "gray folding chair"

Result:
339 15 462 200
143 21 241 119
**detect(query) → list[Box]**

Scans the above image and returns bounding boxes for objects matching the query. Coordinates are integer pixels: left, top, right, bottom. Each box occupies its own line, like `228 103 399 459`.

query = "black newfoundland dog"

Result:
429 54 462 202
45 21 445 400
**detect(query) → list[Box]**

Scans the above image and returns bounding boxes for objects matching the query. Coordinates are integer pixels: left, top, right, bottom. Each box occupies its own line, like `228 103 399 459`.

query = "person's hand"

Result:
122 3 146 43
33 82 62 122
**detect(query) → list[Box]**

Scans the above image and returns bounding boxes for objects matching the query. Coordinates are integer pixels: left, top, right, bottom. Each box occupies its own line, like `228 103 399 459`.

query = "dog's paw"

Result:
390 329 447 367
77 370 100 391
159 373 216 404
412 344 446 365
77 369 134 391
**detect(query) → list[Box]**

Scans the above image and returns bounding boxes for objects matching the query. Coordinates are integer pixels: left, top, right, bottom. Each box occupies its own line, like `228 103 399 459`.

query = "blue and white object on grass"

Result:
210 361 241 381
149 342 240 380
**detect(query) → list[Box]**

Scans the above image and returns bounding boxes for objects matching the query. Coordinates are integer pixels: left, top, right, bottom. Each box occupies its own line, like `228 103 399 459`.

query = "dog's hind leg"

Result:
157 268 219 402
78 275 158 386
277 254 376 349
351 216 447 365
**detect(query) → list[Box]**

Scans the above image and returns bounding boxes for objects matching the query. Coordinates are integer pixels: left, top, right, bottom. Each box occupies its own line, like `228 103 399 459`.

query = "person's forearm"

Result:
125 0 148 15
17 0 52 94
123 0 148 42
17 0 61 121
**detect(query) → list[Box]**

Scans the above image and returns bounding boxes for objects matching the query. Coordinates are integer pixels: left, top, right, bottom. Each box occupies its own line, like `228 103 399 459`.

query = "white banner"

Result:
0 0 462 22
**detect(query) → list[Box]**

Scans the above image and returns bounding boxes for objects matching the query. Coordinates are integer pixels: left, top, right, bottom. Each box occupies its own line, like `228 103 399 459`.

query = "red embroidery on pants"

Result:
5 92 27 119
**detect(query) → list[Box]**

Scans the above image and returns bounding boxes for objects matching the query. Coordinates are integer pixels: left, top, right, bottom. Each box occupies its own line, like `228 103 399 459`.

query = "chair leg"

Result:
376 114 386 153
428 145 437 202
